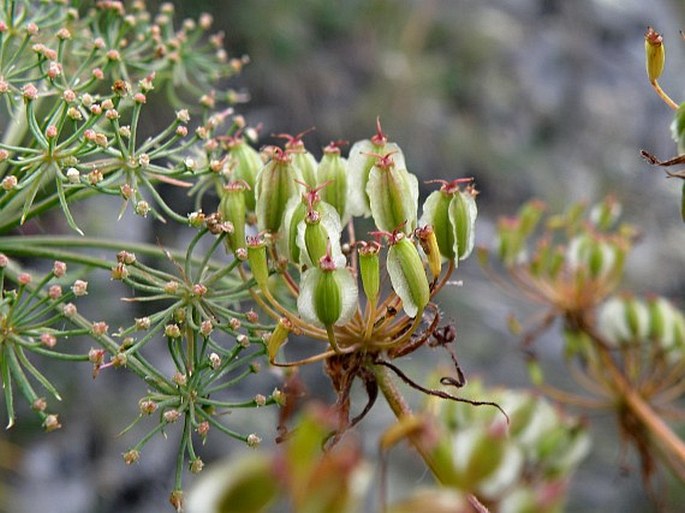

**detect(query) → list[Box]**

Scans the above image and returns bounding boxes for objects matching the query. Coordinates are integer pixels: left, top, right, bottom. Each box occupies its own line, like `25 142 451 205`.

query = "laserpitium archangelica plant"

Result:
2 2 682 512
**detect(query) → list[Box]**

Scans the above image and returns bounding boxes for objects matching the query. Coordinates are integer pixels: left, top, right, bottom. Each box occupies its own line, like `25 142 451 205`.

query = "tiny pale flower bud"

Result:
246 433 261 448
271 388 286 407
89 348 105 365
134 200 150 217
32 398 47 412
46 125 58 139
62 89 76 103
0 149 9 161
165 323 181 338
48 285 62 299
139 399 157 415
119 126 131 138
92 68 104 80
176 109 190 123
66 167 80 183
111 353 127 368
192 283 207 296
63 303 77 317
40 333 57 348
164 281 179 294
47 62 62 79
200 320 213 337
209 352 221 370
26 22 39 36
94 133 108 147
43 414 62 432
92 321 109 336
163 409 181 423
56 28 71 40
246 310 259 323
23 83 39 101
111 263 129 280
0 254 8 267
196 421 210 438
119 183 134 199
123 449 140 465
105 109 119 120
190 458 204 474
229 318 241 330
106 49 120 61
18 273 32 285
254 394 267 407
2 176 18 191
173 372 187 386
169 490 183 512
88 170 103 184
237 333 250 348
72 279 88 296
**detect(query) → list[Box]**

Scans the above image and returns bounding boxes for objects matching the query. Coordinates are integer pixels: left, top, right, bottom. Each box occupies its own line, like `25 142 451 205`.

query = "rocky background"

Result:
4 1 685 512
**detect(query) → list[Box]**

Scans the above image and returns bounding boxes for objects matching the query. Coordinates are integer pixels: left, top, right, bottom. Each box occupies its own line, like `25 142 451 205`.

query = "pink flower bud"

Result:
48 285 62 299
46 125 58 139
163 409 181 423
18 273 32 285
56 28 71 40
2 176 17 191
92 321 109 336
22 83 38 101
40 333 57 348
52 261 67 278
63 303 77 317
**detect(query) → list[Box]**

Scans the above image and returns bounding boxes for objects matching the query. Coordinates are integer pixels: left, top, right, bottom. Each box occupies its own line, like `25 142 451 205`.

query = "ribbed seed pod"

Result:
254 149 303 233
367 154 419 235
246 235 269 291
297 254 358 328
347 118 406 217
358 241 381 305
226 137 262 211
415 225 442 279
386 234 430 318
318 142 350 224
644 26 665 82
420 180 478 266
267 317 293 363
219 181 247 252
277 130 318 187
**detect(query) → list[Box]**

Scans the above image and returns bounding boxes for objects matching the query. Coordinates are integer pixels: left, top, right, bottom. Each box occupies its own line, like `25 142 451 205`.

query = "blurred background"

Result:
5 0 685 511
